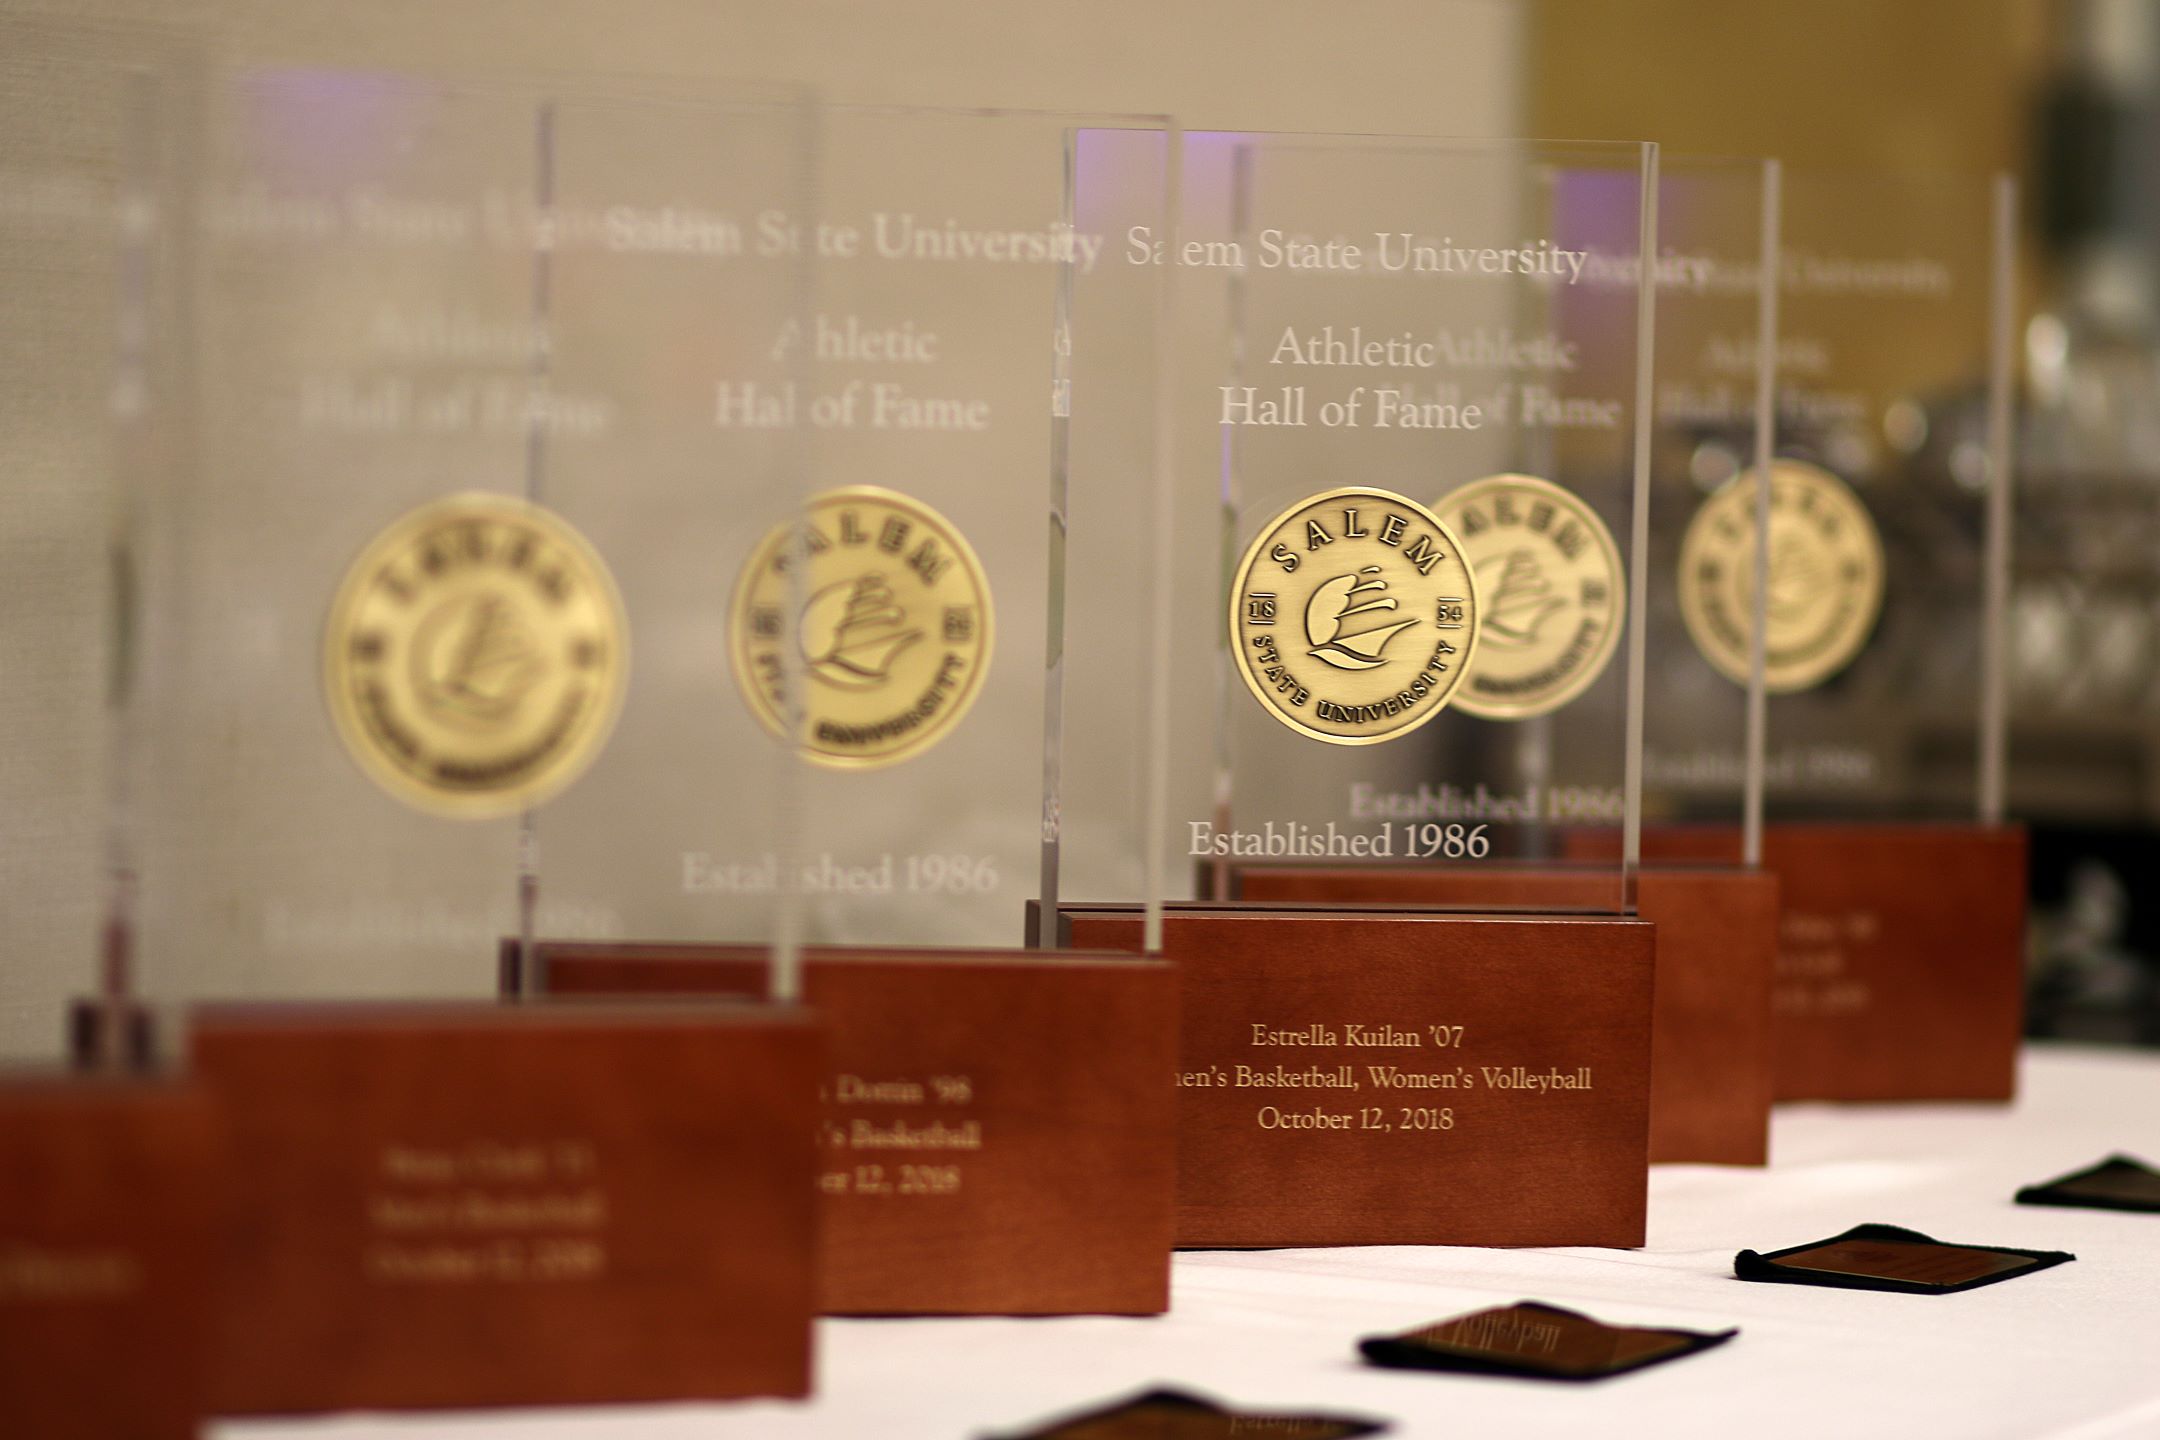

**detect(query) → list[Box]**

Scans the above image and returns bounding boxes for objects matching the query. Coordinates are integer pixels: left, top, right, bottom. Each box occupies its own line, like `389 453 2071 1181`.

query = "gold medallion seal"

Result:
1433 473 1626 720
323 493 628 818
730 486 992 768
1228 486 1480 745
1679 458 1885 692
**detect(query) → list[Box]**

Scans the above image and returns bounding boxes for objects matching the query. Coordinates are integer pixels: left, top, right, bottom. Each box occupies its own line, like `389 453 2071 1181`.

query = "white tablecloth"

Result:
225 1044 2160 1440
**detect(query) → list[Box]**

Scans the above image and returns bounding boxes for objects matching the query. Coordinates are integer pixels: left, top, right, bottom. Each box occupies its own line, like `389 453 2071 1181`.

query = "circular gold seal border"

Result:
320 490 630 821
1680 458 1886 694
1438 471 1629 722
727 483 997 771
1226 484 1483 747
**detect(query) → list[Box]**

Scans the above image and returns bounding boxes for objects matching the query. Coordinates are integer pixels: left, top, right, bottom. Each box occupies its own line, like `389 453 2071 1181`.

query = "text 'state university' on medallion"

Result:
1229 486 1481 745
1679 458 1886 693
1433 472 1627 720
731 486 993 769
323 492 629 819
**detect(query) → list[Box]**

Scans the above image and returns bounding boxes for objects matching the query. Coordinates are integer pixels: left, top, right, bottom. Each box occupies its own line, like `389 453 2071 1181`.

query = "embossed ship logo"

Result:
1764 532 1829 622
800 572 922 690
1484 548 1566 648
411 592 545 730
1305 566 1419 670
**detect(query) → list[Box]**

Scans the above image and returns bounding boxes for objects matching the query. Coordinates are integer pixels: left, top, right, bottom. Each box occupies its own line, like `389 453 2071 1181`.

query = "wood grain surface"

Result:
0 1077 214 1440
1230 867 1778 1165
191 1003 820 1414
1056 904 1654 1249
1573 824 2028 1101
519 943 1176 1316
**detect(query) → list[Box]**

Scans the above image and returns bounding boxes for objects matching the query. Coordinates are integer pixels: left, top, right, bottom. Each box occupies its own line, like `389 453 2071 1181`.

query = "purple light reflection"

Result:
232 67 442 190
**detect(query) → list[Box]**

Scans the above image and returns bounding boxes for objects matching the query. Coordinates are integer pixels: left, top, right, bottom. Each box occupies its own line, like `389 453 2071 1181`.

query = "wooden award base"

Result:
1045 903 1654 1249
1228 865 1778 1166
190 1002 820 1415
0 1077 215 1440
510 942 1176 1316
1577 823 2028 1102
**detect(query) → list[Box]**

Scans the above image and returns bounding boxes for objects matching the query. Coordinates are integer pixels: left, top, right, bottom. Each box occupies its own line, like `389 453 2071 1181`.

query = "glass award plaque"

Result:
1059 136 1659 1248
1641 170 2024 1103
0 27 219 1440
1625 156 1781 1163
775 111 1176 962
0 20 192 1072
120 66 822 1413
1431 154 1784 1165
1167 137 1657 908
527 108 1181 1316
1638 157 1776 867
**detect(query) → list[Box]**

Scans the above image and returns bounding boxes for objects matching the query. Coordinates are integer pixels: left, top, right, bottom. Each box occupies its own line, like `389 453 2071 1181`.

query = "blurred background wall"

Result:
1533 2 2048 174
1545 0 2160 1044
1532 0 2055 335
6 0 1527 132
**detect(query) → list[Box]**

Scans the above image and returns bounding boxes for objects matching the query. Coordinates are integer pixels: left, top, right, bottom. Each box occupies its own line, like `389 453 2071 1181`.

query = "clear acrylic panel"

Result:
723 108 1175 950
1639 156 1778 862
1158 136 1656 914
1754 171 2014 822
517 86 815 994
0 20 194 1055
127 68 813 1010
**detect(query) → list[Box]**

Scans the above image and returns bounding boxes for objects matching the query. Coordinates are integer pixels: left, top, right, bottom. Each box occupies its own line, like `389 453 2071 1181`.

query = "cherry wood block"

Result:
513 942 1176 1316
1051 904 1654 1249
0 1077 215 1440
190 1003 819 1415
1230 866 1777 1166
1573 824 2028 1102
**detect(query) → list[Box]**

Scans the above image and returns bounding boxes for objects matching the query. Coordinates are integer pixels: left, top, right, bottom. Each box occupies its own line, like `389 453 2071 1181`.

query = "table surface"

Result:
224 1043 2160 1440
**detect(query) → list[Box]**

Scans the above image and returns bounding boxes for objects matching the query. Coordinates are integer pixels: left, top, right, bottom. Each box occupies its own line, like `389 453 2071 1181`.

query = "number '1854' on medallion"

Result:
1229 486 1480 745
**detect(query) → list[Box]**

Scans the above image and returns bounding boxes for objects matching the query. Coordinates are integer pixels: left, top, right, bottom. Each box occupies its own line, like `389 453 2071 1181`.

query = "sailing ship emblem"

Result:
1676 459 1884 693
800 572 922 689
730 486 994 768
1431 473 1627 720
1305 565 1419 670
1763 530 1830 623
412 592 546 728
1482 548 1567 648
323 493 628 818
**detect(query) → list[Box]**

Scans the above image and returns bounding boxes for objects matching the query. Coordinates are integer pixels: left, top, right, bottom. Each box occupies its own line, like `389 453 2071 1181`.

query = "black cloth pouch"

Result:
2016 1155 2160 1213
984 1386 1389 1440
1735 1222 2074 1294
1358 1301 1736 1382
